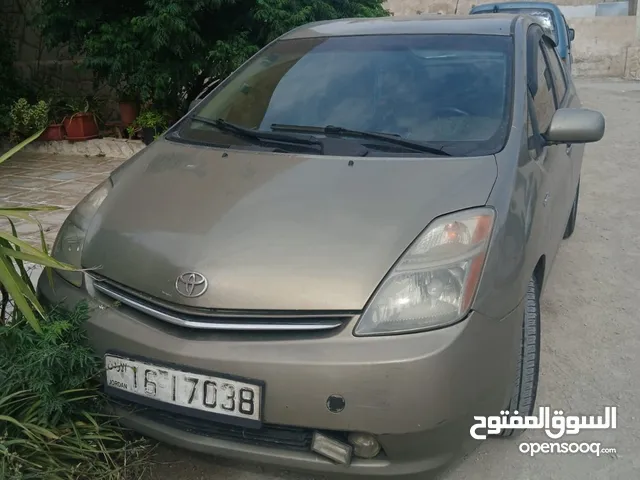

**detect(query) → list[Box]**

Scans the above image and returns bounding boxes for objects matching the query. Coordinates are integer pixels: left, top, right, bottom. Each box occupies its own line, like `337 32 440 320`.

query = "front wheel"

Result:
499 277 541 438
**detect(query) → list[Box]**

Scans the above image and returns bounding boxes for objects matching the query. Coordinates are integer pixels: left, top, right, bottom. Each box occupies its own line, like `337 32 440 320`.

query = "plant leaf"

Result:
4 216 34 292
0 128 46 165
0 206 61 214
0 256 43 332
0 247 75 270
0 231 75 270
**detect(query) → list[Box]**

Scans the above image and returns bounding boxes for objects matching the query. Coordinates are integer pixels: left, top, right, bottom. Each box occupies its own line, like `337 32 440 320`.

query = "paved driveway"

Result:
1 78 639 480
0 154 125 249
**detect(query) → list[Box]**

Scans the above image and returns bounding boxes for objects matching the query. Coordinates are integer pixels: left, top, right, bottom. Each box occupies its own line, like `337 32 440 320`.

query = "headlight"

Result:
51 179 113 286
355 208 495 336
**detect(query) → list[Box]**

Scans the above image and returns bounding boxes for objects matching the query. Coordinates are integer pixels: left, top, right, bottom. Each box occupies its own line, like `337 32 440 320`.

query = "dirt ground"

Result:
140 78 640 480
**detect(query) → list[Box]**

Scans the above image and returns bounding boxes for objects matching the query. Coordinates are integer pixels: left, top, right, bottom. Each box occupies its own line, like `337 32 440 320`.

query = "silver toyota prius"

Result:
38 14 605 479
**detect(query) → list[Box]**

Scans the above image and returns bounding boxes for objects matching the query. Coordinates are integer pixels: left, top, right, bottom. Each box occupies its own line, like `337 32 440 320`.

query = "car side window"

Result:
540 39 567 104
527 91 543 160
529 39 556 134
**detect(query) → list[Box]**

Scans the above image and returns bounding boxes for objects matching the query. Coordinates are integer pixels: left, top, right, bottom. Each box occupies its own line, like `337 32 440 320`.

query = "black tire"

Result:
499 277 541 438
563 181 580 239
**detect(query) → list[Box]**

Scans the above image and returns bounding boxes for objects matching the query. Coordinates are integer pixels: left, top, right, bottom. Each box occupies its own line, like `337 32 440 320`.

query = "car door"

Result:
561 14 573 72
541 34 581 194
526 26 573 260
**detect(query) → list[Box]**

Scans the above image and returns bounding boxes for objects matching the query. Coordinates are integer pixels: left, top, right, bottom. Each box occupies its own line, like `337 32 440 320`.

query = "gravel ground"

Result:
145 78 640 480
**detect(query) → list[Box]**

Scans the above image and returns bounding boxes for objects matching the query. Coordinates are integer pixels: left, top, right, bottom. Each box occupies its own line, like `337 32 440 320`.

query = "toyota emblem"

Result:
175 272 208 298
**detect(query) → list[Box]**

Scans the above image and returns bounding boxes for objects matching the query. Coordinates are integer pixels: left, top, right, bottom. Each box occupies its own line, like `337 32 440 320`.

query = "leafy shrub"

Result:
0 303 153 480
9 98 50 142
126 110 167 138
133 110 167 129
37 0 389 117
0 302 99 418
0 211 153 479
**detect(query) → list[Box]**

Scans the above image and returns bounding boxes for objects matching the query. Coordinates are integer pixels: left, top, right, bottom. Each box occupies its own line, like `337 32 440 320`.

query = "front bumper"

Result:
38 271 523 478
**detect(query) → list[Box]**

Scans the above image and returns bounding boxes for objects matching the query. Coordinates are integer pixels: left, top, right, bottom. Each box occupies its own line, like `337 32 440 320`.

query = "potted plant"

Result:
9 98 49 143
127 110 168 145
63 97 99 141
3 98 49 161
118 90 139 126
39 98 67 141
40 123 65 141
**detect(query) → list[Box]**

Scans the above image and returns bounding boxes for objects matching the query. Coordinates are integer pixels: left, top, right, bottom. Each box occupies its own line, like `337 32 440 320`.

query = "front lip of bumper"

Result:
38 270 522 477
111 403 464 478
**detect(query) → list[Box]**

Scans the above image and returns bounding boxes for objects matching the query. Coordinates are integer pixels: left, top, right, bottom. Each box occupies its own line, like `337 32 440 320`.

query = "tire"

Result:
563 180 580 239
499 277 541 438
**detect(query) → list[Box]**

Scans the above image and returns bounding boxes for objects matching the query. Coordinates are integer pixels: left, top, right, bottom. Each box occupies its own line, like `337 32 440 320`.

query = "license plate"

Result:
104 354 262 423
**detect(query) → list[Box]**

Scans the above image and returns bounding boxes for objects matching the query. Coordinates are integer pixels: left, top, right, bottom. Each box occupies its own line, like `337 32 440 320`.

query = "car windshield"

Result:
178 34 513 156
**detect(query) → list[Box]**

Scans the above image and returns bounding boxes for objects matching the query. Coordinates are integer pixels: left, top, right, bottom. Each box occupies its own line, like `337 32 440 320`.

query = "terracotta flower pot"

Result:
63 113 99 141
118 101 138 126
39 123 65 141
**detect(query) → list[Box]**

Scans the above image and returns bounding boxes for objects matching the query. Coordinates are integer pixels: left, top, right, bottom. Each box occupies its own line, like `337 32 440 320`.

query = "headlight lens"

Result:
51 179 112 286
355 208 495 336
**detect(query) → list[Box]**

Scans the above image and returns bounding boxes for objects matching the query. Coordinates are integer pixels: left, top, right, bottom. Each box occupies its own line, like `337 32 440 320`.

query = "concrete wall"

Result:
384 1 639 77
561 2 630 18
570 16 637 76
625 46 640 78
383 0 608 15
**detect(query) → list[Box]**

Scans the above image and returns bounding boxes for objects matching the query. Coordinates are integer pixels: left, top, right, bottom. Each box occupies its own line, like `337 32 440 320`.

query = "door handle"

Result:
566 144 573 155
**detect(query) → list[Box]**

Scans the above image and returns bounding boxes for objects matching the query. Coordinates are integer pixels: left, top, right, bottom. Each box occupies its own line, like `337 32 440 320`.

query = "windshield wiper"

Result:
271 124 451 156
191 117 323 150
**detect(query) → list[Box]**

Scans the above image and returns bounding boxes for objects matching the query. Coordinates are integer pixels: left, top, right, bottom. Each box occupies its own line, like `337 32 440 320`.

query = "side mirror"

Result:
568 28 575 41
545 108 605 144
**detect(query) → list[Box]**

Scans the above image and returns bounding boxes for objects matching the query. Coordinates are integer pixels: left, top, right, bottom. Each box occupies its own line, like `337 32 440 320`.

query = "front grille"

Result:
90 274 356 332
113 399 315 451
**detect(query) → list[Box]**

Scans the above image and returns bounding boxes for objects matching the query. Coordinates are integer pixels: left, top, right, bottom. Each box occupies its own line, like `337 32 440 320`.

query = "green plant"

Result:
0 130 48 165
9 98 49 142
0 303 153 480
66 97 91 114
65 94 109 127
0 217 154 478
127 110 168 138
0 204 77 332
37 0 389 118
118 86 140 103
49 98 69 124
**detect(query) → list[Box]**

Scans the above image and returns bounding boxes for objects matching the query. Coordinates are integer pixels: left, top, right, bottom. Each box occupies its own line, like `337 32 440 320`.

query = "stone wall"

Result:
1 0 95 97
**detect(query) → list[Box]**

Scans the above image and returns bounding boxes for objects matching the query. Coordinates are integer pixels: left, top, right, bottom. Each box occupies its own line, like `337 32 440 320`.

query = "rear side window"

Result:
541 39 567 103
526 94 540 159
530 41 556 134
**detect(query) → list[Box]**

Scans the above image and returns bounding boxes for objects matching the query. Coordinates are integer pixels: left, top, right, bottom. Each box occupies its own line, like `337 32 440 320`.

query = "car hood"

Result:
83 141 497 311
